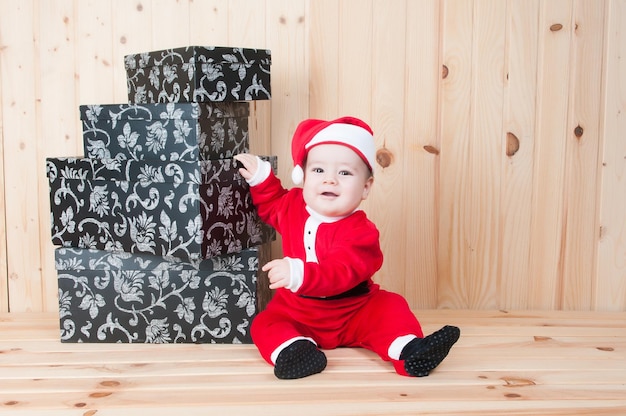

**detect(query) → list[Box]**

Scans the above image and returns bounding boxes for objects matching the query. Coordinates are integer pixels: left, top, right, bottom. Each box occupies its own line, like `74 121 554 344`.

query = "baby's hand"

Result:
263 258 292 290
233 153 259 181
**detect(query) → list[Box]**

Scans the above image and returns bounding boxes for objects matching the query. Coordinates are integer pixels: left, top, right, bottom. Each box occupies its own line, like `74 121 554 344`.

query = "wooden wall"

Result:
0 0 624 313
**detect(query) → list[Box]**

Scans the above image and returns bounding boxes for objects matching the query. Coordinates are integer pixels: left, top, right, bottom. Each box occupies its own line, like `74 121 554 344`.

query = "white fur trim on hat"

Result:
307 123 376 172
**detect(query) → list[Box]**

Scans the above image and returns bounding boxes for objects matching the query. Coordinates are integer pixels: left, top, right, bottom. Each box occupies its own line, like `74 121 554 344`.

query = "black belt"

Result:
299 281 370 301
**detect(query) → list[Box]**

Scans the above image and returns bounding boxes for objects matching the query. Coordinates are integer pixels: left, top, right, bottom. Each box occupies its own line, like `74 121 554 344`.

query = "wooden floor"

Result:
1 310 625 416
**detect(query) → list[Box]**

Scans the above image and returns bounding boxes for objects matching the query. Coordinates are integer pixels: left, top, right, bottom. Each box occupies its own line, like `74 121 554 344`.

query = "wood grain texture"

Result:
0 34 6 313
228 0 267 49
337 0 373 120
560 0 606 310
1 1 43 312
403 0 441 308
498 0 540 309
370 0 407 296
467 0 506 309
189 0 229 47
1 310 625 415
596 0 626 312
76 1 116 113
528 0 573 309
308 0 340 119
111 0 153 103
0 0 624 313
151 0 191 49
438 0 475 308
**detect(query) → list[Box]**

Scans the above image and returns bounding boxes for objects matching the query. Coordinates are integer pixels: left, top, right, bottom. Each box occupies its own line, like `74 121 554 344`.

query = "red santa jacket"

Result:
249 169 383 300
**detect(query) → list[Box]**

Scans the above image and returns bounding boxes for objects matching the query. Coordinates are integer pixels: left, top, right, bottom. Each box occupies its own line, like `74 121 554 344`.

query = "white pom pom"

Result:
291 165 304 185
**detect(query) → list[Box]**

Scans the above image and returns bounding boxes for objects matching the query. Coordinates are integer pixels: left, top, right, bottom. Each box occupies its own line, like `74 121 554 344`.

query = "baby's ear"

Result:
361 176 374 200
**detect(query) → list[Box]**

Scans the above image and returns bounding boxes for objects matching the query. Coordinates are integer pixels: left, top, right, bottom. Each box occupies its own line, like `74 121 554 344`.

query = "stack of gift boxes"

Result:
46 46 275 344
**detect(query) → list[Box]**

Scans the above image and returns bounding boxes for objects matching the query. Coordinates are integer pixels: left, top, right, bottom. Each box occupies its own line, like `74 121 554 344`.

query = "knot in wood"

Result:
550 23 563 31
506 132 520 157
376 148 393 168
501 377 536 387
574 125 584 138
596 346 614 352
89 392 113 398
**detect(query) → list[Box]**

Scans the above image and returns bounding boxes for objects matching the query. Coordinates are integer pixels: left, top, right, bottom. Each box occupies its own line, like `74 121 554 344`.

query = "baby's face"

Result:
302 144 373 217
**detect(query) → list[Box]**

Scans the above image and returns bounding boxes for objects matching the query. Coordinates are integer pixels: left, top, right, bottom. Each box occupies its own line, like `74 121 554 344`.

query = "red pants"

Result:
251 286 423 373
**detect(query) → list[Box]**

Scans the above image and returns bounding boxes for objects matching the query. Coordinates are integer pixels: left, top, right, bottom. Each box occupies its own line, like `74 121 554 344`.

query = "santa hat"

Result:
290 116 376 184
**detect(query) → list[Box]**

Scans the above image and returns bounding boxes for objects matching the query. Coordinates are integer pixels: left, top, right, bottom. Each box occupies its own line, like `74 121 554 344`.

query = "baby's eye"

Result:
312 167 324 173
339 170 352 176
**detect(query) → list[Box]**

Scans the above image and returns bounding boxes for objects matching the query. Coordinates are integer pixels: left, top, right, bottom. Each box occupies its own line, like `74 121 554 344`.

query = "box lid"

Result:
124 46 272 71
46 157 243 185
79 102 250 122
55 246 258 271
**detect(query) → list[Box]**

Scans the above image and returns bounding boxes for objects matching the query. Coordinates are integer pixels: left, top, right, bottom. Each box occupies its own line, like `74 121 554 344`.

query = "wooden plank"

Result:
438 0 474 308
465 0 507 308
309 0 340 118
0 1 7 313
75 0 115 106
189 0 229 46
527 0 573 309
0 1 44 312
151 0 191 50
3 363 626 388
2 364 626 390
402 0 441 309
228 0 267 49
596 0 626 311
3 402 626 416
498 0 540 309
4 403 626 416
369 0 407 296
561 0 607 310
337 0 373 120
2 380 626 411
111 0 153 103
1 340 624 369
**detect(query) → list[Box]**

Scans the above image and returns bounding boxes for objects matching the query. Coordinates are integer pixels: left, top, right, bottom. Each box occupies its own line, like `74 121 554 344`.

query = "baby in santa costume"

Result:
234 116 460 379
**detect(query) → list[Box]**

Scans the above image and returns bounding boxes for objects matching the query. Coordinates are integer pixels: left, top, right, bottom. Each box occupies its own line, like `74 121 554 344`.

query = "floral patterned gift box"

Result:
80 102 250 162
125 46 271 104
46 156 276 262
55 246 265 343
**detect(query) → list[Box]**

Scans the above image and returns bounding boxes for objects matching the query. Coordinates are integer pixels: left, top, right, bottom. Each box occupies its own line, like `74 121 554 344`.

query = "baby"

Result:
234 116 459 379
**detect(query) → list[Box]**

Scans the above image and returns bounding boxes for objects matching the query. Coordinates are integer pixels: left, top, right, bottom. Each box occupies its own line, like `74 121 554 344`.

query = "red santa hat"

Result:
290 116 376 184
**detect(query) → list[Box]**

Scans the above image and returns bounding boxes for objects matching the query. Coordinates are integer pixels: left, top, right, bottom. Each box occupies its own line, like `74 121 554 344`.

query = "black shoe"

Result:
274 340 327 379
400 325 460 377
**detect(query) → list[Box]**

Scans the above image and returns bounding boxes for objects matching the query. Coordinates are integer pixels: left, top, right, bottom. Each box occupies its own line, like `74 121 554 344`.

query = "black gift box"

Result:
56 246 263 343
80 102 250 161
124 46 271 103
47 156 276 261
